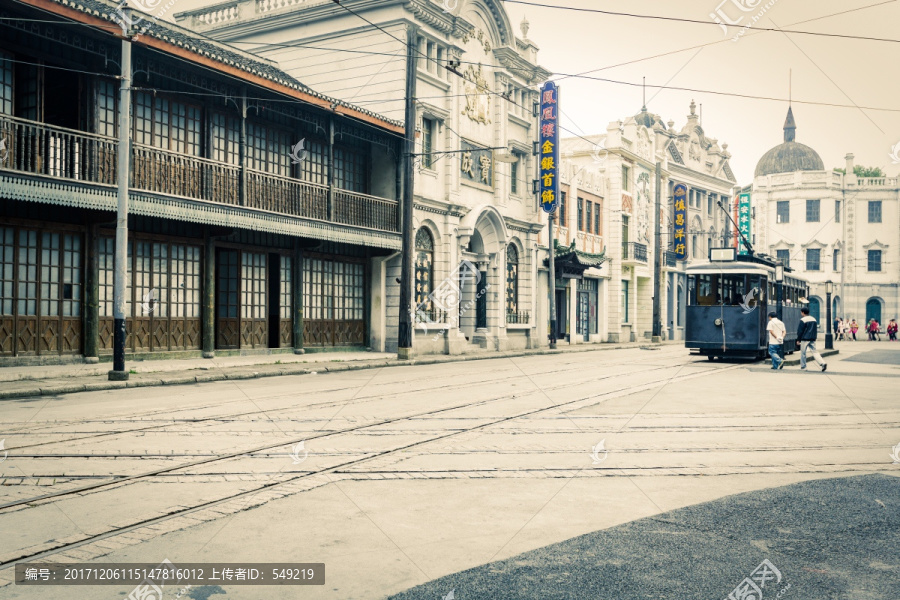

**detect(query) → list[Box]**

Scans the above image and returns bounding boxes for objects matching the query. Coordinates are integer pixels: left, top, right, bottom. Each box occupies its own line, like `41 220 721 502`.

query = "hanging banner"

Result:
738 192 752 255
539 81 559 214
673 183 687 261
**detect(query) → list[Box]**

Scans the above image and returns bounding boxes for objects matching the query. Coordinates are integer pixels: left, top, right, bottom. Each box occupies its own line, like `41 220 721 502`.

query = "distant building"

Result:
754 108 900 326
556 101 739 344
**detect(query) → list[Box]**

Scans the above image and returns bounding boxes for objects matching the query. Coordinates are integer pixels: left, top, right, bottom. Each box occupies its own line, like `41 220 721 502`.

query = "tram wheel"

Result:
707 355 716 361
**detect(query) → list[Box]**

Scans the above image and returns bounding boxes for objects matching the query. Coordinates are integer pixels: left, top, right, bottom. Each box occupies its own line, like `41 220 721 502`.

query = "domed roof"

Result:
755 107 824 177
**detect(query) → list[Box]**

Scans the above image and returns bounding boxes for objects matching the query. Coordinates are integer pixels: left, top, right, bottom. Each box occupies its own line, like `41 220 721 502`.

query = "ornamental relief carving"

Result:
462 63 491 125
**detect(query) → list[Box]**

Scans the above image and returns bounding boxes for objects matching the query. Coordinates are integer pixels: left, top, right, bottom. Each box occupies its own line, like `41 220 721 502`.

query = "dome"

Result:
755 107 824 177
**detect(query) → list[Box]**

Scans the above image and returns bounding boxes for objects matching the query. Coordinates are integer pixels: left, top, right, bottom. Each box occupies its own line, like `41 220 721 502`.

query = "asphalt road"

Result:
389 474 900 600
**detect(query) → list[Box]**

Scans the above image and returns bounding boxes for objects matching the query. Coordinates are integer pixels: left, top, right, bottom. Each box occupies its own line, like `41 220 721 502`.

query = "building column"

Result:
293 241 304 354
202 232 215 358
83 224 100 363
568 278 579 345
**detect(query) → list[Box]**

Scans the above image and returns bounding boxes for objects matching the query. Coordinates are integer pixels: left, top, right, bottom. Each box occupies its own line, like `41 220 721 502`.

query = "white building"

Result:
176 0 551 354
754 108 900 326
555 101 739 344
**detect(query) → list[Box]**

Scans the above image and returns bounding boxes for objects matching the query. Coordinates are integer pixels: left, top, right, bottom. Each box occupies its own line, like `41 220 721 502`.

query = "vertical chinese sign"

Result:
673 183 687 260
539 81 559 214
738 192 751 255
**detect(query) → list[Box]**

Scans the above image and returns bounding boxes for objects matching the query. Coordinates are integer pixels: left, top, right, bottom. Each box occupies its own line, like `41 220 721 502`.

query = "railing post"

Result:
327 114 335 221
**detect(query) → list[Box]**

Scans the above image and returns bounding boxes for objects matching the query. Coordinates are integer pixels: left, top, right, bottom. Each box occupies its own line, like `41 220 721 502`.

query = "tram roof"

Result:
685 260 809 284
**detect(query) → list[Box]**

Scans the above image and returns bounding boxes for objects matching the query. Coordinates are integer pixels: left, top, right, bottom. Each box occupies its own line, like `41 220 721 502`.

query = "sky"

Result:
169 0 900 184
499 0 900 183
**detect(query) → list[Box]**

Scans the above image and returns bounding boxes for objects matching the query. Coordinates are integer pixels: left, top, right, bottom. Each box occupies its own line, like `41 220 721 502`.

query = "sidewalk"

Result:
0 340 679 400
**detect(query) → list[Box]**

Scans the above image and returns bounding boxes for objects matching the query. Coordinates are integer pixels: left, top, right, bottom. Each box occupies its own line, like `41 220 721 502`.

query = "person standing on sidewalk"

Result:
796 306 827 372
767 311 786 370
888 318 898 342
850 319 859 341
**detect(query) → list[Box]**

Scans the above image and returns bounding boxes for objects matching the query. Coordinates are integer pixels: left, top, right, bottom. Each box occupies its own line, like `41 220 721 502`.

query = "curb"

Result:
0 342 674 400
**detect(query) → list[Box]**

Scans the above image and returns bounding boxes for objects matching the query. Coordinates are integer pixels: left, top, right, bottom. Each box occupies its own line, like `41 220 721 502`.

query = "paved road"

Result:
1 345 898 599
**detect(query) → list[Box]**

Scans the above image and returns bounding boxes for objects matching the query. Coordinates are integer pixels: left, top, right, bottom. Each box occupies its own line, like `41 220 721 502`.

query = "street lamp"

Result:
775 263 784 321
825 280 834 349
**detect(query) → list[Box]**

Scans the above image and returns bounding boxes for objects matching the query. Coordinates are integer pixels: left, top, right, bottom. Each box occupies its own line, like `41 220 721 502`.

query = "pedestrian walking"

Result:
767 311 786 370
836 317 844 341
850 319 859 341
888 319 898 342
796 307 827 372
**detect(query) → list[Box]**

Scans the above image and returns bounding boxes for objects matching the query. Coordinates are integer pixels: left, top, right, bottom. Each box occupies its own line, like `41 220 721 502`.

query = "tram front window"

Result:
689 274 767 307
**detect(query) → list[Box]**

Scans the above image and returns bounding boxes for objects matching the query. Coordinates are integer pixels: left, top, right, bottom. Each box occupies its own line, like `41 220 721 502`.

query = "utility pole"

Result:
397 25 418 360
652 161 662 342
109 32 132 381
548 212 557 349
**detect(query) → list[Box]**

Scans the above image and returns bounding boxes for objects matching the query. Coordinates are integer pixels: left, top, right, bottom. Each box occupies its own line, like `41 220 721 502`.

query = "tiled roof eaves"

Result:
34 0 403 132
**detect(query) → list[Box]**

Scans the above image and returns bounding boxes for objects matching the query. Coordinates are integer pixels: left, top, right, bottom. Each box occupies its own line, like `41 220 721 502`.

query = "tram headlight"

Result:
714 318 723 327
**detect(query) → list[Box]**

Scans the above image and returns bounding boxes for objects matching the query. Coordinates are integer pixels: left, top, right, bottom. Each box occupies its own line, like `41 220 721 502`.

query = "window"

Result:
414 228 434 310
868 201 882 223
622 215 629 243
835 200 841 223
707 194 713 215
577 197 584 231
776 201 790 224
211 112 240 166
868 249 882 272
692 236 698 259
621 280 629 323
585 202 592 234
510 156 519 195
300 139 327 185
436 47 445 79
806 199 820 222
95 80 116 137
622 165 631 192
421 118 434 170
776 249 790 269
806 248 821 271
506 244 518 314
594 201 601 234
247 121 291 177
334 146 367 193
0 50 11 115
133 92 201 156
558 191 567 226
426 41 436 73
833 249 841 271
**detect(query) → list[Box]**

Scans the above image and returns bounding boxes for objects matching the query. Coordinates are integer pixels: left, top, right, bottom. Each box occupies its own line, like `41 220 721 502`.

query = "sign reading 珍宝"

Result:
738 192 752 255
539 81 559 214
673 183 687 260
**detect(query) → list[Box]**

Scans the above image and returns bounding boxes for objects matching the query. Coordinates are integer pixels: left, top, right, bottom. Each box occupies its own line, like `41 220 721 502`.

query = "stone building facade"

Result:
754 109 900 327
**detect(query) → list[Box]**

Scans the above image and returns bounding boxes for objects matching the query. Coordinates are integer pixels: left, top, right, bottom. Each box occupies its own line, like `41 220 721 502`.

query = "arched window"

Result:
808 297 821 322
415 228 434 310
866 298 882 324
506 244 519 315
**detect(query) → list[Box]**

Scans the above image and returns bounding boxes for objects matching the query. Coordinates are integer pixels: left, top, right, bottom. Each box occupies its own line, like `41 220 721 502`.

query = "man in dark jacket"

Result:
797 306 827 371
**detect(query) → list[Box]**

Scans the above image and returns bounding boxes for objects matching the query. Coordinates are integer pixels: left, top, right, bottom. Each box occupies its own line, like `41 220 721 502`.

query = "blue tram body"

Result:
684 255 808 360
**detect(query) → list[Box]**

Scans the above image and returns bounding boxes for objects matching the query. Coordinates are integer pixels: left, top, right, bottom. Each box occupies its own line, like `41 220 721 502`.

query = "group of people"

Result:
832 317 898 342
766 309 828 372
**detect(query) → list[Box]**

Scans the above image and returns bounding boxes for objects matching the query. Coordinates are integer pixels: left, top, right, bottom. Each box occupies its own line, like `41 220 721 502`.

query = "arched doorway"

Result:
832 295 841 319
866 298 882 324
808 297 821 322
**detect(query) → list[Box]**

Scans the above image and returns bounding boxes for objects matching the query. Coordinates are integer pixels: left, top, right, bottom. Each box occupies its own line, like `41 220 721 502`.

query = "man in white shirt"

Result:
766 311 786 370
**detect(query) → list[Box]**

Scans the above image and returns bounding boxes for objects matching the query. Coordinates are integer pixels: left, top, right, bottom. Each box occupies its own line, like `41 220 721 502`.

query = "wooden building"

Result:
0 0 403 363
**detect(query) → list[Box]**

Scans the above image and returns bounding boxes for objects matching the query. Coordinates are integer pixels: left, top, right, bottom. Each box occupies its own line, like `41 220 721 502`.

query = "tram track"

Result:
3 351 687 453
0 355 739 569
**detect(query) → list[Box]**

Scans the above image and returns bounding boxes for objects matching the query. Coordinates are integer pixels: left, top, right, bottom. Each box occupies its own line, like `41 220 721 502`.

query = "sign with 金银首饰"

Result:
673 183 687 261
539 81 559 214
738 192 752 255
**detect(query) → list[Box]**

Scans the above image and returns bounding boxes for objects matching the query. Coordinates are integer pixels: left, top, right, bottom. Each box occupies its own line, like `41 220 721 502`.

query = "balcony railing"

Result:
507 310 531 325
0 114 116 185
622 242 648 263
0 115 399 233
665 251 678 268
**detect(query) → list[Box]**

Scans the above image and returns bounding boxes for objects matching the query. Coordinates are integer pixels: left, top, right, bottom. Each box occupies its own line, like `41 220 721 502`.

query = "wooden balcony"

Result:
0 115 399 234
